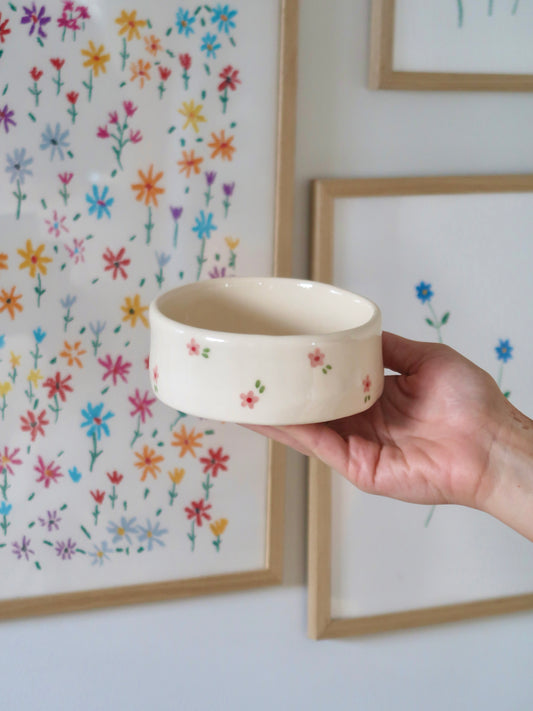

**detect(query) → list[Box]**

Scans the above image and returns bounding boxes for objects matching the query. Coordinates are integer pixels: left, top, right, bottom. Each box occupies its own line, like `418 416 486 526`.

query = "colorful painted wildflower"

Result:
86 185 114 219
176 8 196 36
40 123 70 161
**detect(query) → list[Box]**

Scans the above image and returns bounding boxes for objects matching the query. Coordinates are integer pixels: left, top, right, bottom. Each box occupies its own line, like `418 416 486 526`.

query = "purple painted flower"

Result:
12 536 35 561
209 265 227 279
205 171 217 186
55 538 76 560
0 105 16 134
21 3 51 39
222 182 235 197
170 206 183 221
38 509 62 531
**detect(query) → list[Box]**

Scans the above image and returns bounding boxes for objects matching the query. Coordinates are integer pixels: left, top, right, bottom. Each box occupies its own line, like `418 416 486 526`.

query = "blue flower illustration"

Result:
107 517 138 545
415 281 433 304
5 148 33 184
155 251 171 268
86 185 114 219
81 402 114 440
211 4 237 34
89 320 106 337
60 294 76 309
0 501 12 516
68 466 82 483
176 8 196 36
137 520 168 551
33 327 46 343
192 210 217 240
0 334 5 349
89 541 112 566
200 32 221 59
495 339 513 363
40 123 70 161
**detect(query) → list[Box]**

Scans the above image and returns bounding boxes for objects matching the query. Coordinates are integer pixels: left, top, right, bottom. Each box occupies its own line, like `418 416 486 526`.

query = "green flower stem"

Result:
168 483 178 506
63 308 73 331
158 82 165 99
457 0 464 26
130 416 142 448
53 70 64 95
220 87 228 113
202 473 213 501
0 395 6 420
204 186 213 207
196 236 207 281
91 335 102 357
120 37 129 71
428 303 443 343
30 341 42 369
8 367 17 384
425 505 436 527
182 70 189 90
0 515 9 536
67 103 78 124
59 184 69 206
89 432 102 472
512 0 520 13
110 120 131 171
92 504 100 526
172 222 179 248
24 380 33 403
170 411 186 430
223 198 231 218
109 486 118 509
145 206 154 245
213 535 221 552
188 520 196 551
49 394 61 423
35 273 45 307
156 268 164 289
1 470 10 499
228 249 236 269
488 0 494 14
14 178 25 220
29 82 41 107
83 69 93 102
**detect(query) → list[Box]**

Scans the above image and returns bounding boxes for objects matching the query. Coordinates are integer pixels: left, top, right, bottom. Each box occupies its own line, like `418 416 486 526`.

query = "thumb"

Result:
382 331 436 375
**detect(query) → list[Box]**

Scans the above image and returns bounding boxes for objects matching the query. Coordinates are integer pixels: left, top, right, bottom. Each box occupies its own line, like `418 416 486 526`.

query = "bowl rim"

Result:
149 276 381 343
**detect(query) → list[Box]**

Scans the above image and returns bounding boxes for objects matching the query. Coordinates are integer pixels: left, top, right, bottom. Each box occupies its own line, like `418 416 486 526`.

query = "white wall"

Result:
3 2 533 709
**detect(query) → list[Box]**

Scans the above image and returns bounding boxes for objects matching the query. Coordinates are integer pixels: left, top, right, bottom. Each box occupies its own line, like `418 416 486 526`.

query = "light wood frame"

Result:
308 174 533 638
369 0 533 91
0 0 298 622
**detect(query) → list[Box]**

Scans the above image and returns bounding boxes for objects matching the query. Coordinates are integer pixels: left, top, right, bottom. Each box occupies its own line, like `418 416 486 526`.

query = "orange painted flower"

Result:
135 444 164 481
131 165 165 207
81 40 111 77
115 9 147 41
177 149 204 178
171 425 203 458
59 340 86 368
0 253 7 270
143 34 162 56
208 129 236 161
17 239 52 278
130 58 152 88
0 286 23 320
121 294 149 328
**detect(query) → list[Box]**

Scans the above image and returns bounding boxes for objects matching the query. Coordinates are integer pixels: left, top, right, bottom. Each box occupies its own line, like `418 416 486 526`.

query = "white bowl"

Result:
149 277 383 425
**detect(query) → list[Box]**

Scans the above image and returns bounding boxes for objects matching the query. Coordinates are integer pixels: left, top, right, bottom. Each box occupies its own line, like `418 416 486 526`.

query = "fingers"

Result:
382 331 434 375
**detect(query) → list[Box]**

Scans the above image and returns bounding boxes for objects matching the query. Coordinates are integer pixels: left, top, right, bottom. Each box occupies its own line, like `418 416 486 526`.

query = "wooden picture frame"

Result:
309 175 533 638
0 0 298 620
369 0 533 91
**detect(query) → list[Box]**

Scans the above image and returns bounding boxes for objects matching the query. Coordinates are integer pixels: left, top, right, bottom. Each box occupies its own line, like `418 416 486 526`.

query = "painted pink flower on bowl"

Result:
187 338 200 355
240 391 259 409
363 375 371 393
308 348 325 368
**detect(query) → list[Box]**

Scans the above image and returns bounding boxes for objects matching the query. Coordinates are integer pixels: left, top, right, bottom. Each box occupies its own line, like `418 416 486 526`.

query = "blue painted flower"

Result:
192 210 217 240
107 517 138 545
176 8 196 36
89 320 106 337
89 541 112 566
0 334 5 349
0 501 12 516
211 4 237 34
495 339 513 363
5 148 33 184
415 281 433 304
60 294 76 309
33 327 46 343
40 123 70 161
201 32 221 59
86 185 114 219
81 402 114 440
68 466 82 483
155 251 171 268
137 519 168 551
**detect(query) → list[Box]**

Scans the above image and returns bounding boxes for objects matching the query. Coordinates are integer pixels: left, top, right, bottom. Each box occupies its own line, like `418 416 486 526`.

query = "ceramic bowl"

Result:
149 277 384 425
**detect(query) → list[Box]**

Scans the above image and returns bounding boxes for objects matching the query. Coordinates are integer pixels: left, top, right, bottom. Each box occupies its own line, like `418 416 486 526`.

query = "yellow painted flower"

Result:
17 239 52 279
27 369 43 387
115 9 147 41
9 352 21 369
178 100 207 134
0 382 11 397
210 518 228 537
168 467 185 485
121 294 149 328
81 40 111 77
0 253 7 270
225 237 240 251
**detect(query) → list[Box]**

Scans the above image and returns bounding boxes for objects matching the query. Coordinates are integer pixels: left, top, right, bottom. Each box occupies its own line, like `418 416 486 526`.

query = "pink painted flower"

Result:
108 110 119 124
35 456 62 488
240 391 259 409
129 129 142 144
45 209 69 237
65 237 85 264
1 446 22 476
187 338 200 356
97 125 110 138
58 172 73 185
308 348 325 368
152 365 159 385
97 353 131 385
123 100 137 117
128 388 156 423
363 375 371 393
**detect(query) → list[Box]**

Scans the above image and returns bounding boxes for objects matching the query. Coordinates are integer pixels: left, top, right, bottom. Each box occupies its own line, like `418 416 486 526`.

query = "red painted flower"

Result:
20 409 49 442
0 12 11 43
50 57 65 70
107 470 123 485
103 246 130 280
30 66 43 81
187 338 200 356
218 65 241 92
90 489 105 504
240 391 259 409
98 353 132 385
179 53 191 71
362 375 372 393
308 348 325 368
158 66 171 80
58 172 73 185
123 100 137 117
128 388 156 423
152 365 159 386
66 91 78 105
35 456 62 488
185 498 212 527
1 446 22 476
42 371 73 402
97 125 110 138
200 447 229 477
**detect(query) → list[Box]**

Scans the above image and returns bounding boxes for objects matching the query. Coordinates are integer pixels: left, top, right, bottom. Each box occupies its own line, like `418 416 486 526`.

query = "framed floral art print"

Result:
0 0 297 619
309 175 533 638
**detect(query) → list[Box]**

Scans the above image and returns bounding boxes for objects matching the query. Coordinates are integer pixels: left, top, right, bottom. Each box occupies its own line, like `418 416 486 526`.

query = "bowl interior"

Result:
156 279 377 336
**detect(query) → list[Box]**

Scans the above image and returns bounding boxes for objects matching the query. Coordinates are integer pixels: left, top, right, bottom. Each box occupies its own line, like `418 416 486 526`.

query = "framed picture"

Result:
0 0 297 620
309 175 533 638
369 0 533 91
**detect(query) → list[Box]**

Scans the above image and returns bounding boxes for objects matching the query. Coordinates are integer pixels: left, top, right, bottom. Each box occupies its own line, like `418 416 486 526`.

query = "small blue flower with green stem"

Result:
415 281 450 344
60 294 76 332
107 517 138 551
176 8 196 36
89 541 112 566
86 185 114 219
89 320 106 356
0 501 12 536
30 327 46 369
211 4 237 34
6 148 33 220
495 339 513 398
201 32 221 59
193 210 218 280
155 252 171 289
137 519 168 551
40 123 70 161
81 402 114 472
